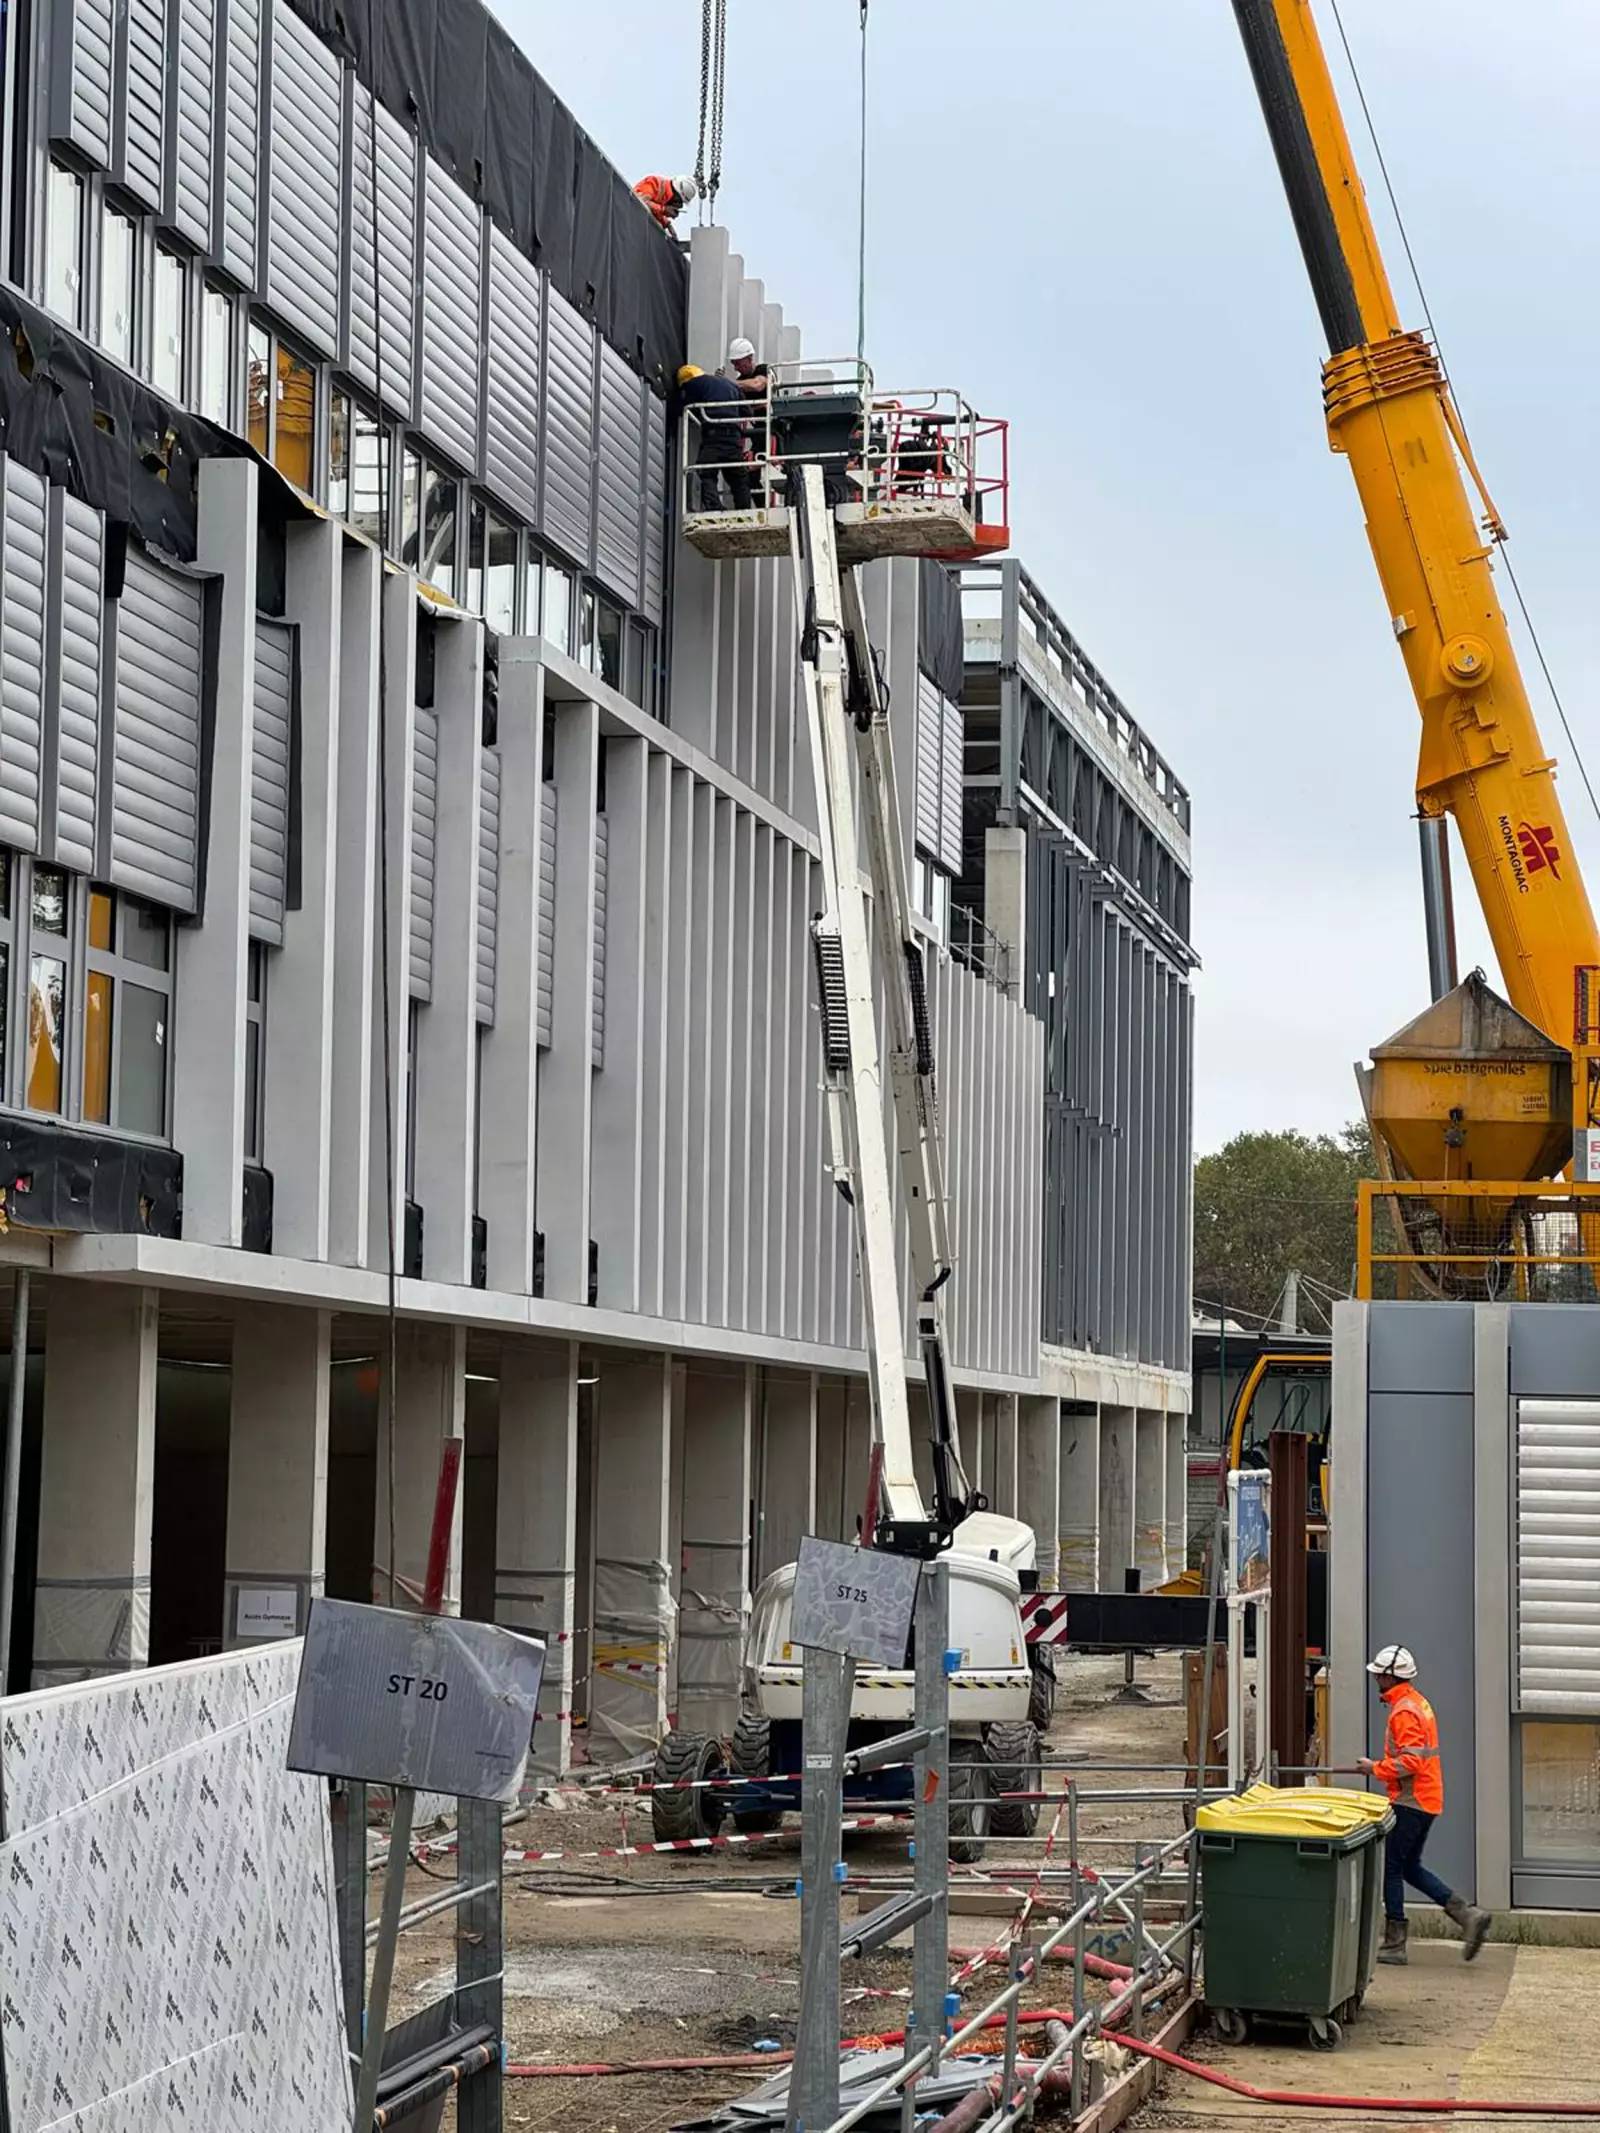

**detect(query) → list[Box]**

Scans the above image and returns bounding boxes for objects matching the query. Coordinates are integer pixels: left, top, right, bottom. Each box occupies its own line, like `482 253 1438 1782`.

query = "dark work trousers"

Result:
1384 1802 1455 1920
694 443 754 512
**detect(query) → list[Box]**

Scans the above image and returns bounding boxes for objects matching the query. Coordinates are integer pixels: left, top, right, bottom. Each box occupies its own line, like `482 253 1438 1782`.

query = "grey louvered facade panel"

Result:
410 705 438 999
594 346 643 608
0 463 47 855
265 3 343 357
476 746 501 1025
218 0 261 284
914 673 941 859
50 0 115 166
536 781 556 1048
541 287 596 570
1517 1398 1600 1716
349 90 416 414
120 0 167 212
169 0 215 248
419 158 483 471
111 550 203 912
939 696 964 877
591 811 608 1067
250 617 293 944
641 391 667 624
54 494 104 872
482 227 542 525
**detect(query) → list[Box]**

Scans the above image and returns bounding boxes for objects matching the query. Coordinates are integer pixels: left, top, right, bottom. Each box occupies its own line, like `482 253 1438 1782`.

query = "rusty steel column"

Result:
1268 1429 1309 1775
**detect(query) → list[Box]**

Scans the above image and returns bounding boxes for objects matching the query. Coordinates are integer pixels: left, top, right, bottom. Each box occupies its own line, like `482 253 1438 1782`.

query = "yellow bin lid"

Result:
1197 1783 1391 1839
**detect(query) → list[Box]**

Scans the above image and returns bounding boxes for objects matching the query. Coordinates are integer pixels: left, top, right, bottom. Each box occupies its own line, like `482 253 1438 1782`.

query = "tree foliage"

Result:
1193 1122 1374 1329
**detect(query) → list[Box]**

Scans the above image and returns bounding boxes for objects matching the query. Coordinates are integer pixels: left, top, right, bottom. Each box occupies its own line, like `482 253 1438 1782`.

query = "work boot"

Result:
1445 1894 1491 1962
1377 1916 1408 1966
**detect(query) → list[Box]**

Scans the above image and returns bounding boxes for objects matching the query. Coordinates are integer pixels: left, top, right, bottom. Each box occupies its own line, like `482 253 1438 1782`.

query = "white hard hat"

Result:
728 336 757 363
1366 1643 1417 1680
674 175 699 203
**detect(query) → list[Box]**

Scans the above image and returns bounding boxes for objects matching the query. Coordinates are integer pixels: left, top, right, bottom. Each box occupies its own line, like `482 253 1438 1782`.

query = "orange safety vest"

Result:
1376 1683 1444 1814
634 176 679 227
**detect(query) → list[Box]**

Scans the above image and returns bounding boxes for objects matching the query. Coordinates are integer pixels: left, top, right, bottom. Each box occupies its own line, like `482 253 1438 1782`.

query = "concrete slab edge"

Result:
1074 1993 1201 2133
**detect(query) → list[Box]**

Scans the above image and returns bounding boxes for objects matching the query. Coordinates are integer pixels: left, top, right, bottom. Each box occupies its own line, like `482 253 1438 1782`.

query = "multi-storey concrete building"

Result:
0 0 1194 1759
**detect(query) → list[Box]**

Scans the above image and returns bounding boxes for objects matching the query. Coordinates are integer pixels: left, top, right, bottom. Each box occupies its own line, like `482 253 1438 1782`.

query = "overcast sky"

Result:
500 0 1600 1153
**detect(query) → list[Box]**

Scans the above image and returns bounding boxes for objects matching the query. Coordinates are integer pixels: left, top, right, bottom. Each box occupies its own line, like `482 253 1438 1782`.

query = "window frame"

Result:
467 494 521 633
199 277 238 428
97 195 139 367
246 312 318 492
44 158 88 329
245 939 266 1165
83 885 176 1143
150 239 189 402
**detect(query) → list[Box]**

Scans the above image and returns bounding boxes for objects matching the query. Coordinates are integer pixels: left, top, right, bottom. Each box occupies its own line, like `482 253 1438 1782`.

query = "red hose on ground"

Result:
1102 2031 1600 2117
948 1945 1131 1982
507 2008 1077 2079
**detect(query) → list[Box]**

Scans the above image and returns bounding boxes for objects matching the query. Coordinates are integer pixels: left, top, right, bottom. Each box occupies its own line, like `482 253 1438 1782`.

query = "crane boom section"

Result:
1233 0 1600 1052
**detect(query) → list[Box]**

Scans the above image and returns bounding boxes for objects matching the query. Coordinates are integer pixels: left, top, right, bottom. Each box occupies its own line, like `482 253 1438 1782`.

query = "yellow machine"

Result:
1232 2 1600 1285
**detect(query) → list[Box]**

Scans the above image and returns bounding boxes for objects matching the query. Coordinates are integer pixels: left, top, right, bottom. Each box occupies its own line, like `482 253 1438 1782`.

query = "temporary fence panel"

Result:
482 226 543 528
50 0 116 169
168 0 215 251
266 1 345 358
641 388 668 626
591 808 608 1067
118 0 167 213
1517 1396 1600 1715
477 743 501 1024
418 155 483 474
109 548 204 913
914 671 942 860
541 285 596 572
349 87 417 415
0 460 47 856
410 704 438 1000
250 616 295 944
51 490 104 873
536 780 556 1047
217 0 262 286
0 1642 352 2130
940 694 965 878
594 343 644 609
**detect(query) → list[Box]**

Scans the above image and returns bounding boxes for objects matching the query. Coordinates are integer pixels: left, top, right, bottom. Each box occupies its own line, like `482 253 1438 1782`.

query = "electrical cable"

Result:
1327 0 1600 841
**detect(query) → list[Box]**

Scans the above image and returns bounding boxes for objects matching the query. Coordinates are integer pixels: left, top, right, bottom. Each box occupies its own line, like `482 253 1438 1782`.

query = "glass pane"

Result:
520 551 543 638
83 970 112 1123
122 897 169 971
543 564 572 654
246 322 272 456
485 514 518 635
466 496 487 615
400 448 422 563
596 600 623 692
88 887 113 952
1521 1722 1600 1862
244 1015 261 1163
578 589 597 672
26 955 64 1113
31 866 66 935
329 390 351 518
351 407 389 546
46 164 84 324
201 285 232 426
417 461 458 595
100 207 136 367
116 981 167 1137
0 943 9 1087
274 341 316 491
152 247 184 399
0 850 12 922
247 939 265 1006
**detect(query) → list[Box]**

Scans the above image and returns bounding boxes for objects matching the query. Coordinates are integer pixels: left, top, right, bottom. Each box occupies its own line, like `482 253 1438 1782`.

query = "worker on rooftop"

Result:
1358 1644 1490 1966
675 365 753 513
635 174 698 229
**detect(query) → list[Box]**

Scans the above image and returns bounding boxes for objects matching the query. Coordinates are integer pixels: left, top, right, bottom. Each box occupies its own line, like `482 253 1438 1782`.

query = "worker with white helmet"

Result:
1359 1643 1490 1966
634 173 698 228
727 335 771 400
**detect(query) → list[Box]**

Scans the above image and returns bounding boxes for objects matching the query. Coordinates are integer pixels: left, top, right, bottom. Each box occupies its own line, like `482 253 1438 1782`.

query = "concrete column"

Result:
1164 1413 1188 1579
1058 1405 1100 1591
265 516 341 1259
223 1305 331 1644
374 1322 466 1614
367 582 418 1270
991 1395 1019 1518
1099 1406 1137 1591
495 1336 578 1774
33 1283 158 1684
590 1350 672 1762
1135 1409 1167 1587
678 1362 753 1740
1018 1395 1061 1589
328 541 380 1269
174 459 257 1246
757 1369 816 1582
984 825 1028 1002
415 616 484 1284
590 735 650 1311
533 698 600 1304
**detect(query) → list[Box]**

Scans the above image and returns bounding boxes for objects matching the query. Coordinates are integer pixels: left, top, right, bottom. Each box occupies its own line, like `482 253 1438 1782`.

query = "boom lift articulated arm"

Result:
789 462 978 1559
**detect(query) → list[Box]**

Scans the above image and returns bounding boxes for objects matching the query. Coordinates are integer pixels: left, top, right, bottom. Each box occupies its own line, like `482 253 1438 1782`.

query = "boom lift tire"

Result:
949 1739 993 1862
1028 1649 1057 1733
985 1720 1043 1838
650 1731 726 1845
728 1711 783 1832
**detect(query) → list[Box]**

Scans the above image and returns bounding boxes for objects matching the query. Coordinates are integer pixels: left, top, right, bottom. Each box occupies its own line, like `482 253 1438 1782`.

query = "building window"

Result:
543 562 573 655
400 445 422 565
595 597 623 693
468 499 518 633
624 621 652 711
0 855 13 1089
577 587 598 672
45 162 86 327
520 548 544 639
246 318 271 454
245 941 265 1164
246 319 316 490
329 387 351 515
84 886 173 1138
330 391 390 548
99 203 137 365
152 244 186 399
200 281 234 426
414 457 458 596
26 865 68 1115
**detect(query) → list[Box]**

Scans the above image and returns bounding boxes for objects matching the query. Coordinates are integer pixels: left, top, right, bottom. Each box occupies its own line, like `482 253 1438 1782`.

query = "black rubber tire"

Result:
649 1732 726 1845
1213 2008 1249 2046
985 1720 1043 1837
729 1711 783 1832
949 1740 992 1863
1307 2015 1342 2052
1028 1649 1057 1733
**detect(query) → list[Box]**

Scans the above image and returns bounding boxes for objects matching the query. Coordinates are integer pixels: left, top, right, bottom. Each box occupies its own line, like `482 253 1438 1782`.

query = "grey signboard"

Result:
287 1598 546 1803
791 1536 920 1668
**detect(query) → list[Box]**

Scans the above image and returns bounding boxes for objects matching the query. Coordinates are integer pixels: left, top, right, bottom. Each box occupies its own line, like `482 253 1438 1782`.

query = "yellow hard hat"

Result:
677 363 704 385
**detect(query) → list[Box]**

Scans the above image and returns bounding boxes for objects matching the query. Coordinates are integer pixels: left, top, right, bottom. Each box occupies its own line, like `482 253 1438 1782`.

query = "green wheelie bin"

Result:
1197 1785 1393 2049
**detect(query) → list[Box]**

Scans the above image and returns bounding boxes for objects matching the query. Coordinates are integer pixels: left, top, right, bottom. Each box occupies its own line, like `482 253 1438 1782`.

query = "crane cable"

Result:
694 0 728 221
857 0 869 368
1327 0 1600 840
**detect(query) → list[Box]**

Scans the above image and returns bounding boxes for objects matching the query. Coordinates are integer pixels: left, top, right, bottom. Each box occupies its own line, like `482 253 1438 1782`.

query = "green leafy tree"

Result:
1193 1122 1374 1328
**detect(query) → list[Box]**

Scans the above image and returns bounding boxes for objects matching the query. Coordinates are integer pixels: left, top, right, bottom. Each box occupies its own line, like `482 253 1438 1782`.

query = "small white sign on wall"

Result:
235 1586 301 1640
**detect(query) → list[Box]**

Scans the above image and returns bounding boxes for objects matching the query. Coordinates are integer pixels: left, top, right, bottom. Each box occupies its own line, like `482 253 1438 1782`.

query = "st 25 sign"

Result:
790 1535 921 1668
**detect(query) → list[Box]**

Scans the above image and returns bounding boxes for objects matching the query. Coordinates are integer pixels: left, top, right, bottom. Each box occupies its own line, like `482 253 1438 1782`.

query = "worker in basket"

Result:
675 365 753 512
1358 1644 1490 1966
635 173 698 228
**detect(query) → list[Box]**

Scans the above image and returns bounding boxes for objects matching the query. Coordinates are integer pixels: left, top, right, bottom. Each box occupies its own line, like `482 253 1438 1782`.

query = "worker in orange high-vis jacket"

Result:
1358 1644 1490 1967
634 174 698 228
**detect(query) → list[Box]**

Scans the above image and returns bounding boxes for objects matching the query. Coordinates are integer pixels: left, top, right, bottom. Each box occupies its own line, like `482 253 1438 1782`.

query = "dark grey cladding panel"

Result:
482 226 542 528
266 2 345 357
541 286 596 572
476 745 500 1025
217 0 262 287
349 89 416 415
1509 1304 1600 1398
640 391 667 626
119 0 168 213
410 703 438 999
51 0 116 168
0 459 48 855
250 617 294 944
1367 1302 1475 1395
110 547 204 914
169 0 217 250
594 344 643 609
419 157 484 473
53 492 105 874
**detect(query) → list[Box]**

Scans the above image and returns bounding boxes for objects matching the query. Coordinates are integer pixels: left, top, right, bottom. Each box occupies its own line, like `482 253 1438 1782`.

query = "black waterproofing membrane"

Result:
918 559 966 702
284 0 689 390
